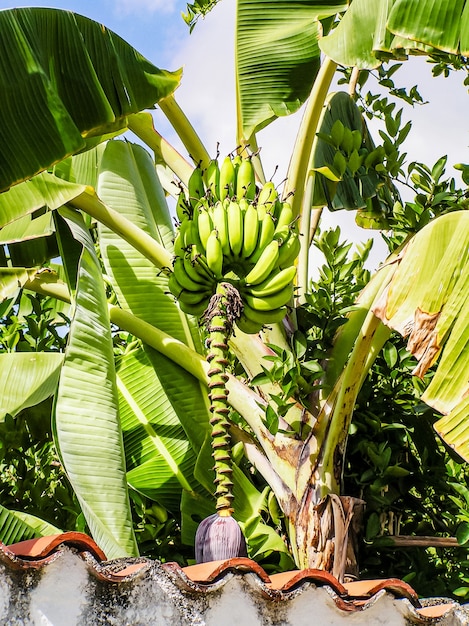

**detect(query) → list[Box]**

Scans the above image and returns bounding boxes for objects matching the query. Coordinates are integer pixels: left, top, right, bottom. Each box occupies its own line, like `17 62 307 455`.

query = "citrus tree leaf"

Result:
0 7 181 192
236 0 348 139
55 206 137 558
0 352 63 422
0 504 61 545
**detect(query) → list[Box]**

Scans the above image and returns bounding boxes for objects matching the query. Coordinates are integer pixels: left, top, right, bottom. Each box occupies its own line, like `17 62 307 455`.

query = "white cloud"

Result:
158 2 467 272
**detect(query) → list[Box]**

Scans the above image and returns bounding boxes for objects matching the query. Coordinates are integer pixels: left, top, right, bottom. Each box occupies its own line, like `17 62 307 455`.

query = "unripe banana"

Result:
178 288 211 306
257 181 277 205
242 301 287 325
219 156 236 200
176 191 190 222
246 265 296 297
277 232 301 268
227 200 244 258
247 212 276 262
275 202 294 231
212 201 230 256
241 203 260 259
188 166 205 209
205 159 220 201
236 158 256 200
244 240 280 285
183 254 214 287
168 271 184 299
235 315 263 335
272 225 291 245
173 257 204 292
205 230 224 278
179 298 209 318
190 244 214 281
185 219 203 251
174 219 190 257
197 208 213 250
243 283 293 311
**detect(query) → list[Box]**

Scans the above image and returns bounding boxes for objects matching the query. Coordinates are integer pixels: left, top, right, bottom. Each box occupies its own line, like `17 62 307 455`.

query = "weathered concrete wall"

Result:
0 547 468 625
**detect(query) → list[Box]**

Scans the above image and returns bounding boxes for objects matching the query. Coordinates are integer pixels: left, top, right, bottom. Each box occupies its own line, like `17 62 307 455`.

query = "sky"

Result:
5 0 469 269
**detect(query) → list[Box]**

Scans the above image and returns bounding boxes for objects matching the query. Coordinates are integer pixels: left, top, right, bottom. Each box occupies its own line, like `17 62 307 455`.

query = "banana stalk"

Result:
204 282 243 514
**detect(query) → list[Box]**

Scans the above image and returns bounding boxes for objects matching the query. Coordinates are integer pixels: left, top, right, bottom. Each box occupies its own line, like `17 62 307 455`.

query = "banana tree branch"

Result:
158 94 211 170
284 57 337 218
70 191 173 269
128 112 194 186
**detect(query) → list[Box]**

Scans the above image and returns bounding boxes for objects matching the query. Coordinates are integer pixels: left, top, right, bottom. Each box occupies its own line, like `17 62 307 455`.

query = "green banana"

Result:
179 298 209 318
246 265 296 297
178 288 211 306
227 200 244 258
212 200 230 256
247 212 276 262
236 158 256 200
219 156 236 200
241 203 260 259
174 220 189 257
275 202 294 231
277 232 301 268
242 301 287 325
176 192 190 222
205 159 220 201
205 229 224 278
172 257 205 292
244 240 280 285
235 315 263 335
168 271 184 299
243 283 293 311
190 244 215 281
197 207 213 250
273 225 291 245
188 166 205 209
183 255 214 288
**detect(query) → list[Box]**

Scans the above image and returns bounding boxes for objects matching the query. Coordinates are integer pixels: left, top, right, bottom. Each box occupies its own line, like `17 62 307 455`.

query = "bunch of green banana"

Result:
170 156 300 331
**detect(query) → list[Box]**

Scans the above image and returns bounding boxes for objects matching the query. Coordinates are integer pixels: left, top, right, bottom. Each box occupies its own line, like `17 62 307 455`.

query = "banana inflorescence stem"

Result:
204 282 243 515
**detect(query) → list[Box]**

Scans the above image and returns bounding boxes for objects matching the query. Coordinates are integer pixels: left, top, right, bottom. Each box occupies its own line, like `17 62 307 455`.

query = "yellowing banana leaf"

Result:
0 267 38 301
0 7 181 193
55 207 137 558
236 0 348 139
0 504 61 546
319 0 438 69
96 140 213 491
372 211 469 459
0 352 63 422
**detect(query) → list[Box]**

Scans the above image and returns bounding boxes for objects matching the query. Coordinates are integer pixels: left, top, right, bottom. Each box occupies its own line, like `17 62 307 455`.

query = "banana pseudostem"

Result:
204 282 243 515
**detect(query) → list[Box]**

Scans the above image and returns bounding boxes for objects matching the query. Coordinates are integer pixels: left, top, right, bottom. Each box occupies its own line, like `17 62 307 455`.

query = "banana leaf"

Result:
0 352 63 422
0 504 61 546
372 211 469 460
54 206 137 558
0 7 181 193
319 0 436 69
236 0 348 139
95 141 214 491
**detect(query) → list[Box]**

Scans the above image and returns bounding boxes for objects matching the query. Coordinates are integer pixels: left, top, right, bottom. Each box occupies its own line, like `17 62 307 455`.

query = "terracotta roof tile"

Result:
0 532 463 623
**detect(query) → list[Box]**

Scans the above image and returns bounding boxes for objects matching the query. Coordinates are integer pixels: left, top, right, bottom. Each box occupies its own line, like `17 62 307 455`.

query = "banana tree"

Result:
0 1 468 578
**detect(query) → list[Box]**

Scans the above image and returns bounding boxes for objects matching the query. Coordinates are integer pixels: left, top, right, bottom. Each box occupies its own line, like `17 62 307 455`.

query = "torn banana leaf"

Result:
372 211 469 460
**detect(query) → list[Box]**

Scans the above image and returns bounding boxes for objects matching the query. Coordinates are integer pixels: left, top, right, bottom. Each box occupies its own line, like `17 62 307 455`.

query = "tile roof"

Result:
0 532 465 624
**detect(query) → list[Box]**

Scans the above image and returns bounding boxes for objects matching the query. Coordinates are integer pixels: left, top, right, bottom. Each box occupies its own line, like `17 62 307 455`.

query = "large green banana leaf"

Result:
235 0 348 139
0 353 63 422
95 141 214 491
0 504 61 546
372 211 469 461
319 0 468 68
116 346 199 512
54 207 137 559
0 7 181 193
